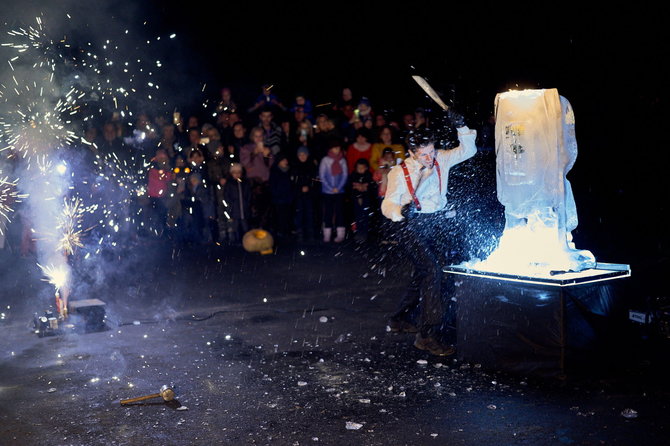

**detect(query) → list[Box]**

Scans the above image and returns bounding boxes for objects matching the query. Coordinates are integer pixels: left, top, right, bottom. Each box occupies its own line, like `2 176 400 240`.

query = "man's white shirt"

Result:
381 126 477 222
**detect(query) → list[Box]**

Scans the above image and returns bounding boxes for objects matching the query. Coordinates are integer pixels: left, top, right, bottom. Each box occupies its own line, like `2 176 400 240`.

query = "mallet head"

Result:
159 385 175 402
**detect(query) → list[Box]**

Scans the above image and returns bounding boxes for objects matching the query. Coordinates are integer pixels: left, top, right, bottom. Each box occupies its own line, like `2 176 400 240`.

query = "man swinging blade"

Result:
381 75 477 356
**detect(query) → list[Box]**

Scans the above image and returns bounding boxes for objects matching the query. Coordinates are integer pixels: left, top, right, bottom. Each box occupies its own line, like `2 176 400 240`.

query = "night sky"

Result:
143 2 666 119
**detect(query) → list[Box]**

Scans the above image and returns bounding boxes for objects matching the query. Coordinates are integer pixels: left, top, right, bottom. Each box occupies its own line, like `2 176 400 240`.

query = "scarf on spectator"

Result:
328 149 344 176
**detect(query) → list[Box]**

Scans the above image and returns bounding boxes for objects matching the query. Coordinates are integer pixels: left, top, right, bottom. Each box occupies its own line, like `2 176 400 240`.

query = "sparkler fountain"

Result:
445 89 631 377
0 12 174 331
0 76 78 323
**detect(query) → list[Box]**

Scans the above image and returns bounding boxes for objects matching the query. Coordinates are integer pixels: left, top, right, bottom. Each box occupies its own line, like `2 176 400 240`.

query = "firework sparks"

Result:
0 80 79 164
89 149 149 233
0 175 26 231
34 154 53 175
1 15 71 72
37 262 69 292
56 196 87 255
1 12 181 256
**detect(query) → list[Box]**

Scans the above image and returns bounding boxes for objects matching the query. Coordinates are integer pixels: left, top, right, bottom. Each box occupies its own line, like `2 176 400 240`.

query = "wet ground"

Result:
1 236 669 446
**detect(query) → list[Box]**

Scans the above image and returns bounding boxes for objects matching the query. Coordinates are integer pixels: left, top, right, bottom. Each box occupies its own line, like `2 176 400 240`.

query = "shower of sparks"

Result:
0 175 26 231
0 80 79 164
1 15 74 73
56 196 89 255
1 14 176 160
35 154 53 175
1 12 181 257
37 262 69 292
91 149 149 232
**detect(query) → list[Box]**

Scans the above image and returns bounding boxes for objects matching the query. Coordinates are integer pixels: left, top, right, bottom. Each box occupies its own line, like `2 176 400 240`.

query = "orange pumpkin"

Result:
242 229 274 255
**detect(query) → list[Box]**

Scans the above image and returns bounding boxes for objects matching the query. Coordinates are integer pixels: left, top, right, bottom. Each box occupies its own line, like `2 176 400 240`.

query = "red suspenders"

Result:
399 159 441 212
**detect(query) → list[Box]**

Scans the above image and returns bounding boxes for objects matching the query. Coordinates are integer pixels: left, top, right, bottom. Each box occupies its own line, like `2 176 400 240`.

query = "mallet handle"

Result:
120 392 161 405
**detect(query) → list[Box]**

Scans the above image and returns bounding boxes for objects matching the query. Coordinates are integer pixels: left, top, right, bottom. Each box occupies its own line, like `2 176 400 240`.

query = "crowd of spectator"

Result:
5 84 494 252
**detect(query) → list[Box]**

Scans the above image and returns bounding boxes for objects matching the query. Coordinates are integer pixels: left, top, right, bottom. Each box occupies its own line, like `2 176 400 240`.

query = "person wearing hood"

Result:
381 110 477 357
269 153 294 238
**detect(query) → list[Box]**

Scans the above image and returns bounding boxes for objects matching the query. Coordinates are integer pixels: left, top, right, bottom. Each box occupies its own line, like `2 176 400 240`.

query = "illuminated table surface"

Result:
443 263 631 287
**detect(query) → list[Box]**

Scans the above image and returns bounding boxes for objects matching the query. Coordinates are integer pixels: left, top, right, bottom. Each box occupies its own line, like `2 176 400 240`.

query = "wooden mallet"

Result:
120 385 175 405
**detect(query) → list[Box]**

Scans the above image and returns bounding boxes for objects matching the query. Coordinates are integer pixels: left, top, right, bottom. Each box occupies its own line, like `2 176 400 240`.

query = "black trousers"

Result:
294 194 315 238
322 193 344 229
390 209 456 340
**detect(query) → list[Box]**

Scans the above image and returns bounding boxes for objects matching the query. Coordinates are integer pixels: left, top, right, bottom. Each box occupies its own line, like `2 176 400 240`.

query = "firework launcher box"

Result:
33 309 62 337
33 298 106 337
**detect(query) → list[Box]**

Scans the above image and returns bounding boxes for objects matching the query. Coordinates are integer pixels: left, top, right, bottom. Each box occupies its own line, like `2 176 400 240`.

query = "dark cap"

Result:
327 137 343 149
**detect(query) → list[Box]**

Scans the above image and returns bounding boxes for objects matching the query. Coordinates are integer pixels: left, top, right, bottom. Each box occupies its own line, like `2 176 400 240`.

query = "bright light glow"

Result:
470 212 595 276
37 263 69 291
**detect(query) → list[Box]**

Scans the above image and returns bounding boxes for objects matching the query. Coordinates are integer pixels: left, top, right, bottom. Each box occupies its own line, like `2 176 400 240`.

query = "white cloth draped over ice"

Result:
475 88 596 274
381 126 477 221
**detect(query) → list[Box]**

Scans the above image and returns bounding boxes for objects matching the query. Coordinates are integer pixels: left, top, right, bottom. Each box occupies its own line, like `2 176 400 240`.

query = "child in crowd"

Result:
269 154 293 238
319 139 348 243
291 146 318 241
348 158 375 243
223 163 252 245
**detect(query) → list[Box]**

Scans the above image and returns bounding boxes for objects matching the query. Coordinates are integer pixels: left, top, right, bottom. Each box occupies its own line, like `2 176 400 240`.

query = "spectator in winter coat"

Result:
240 126 273 228
226 121 247 164
207 146 233 243
319 138 348 243
348 158 375 242
181 172 214 244
146 148 174 236
345 127 372 174
269 154 294 238
291 146 318 241
222 163 252 244
372 147 396 200
370 125 405 173
312 114 341 162
257 107 284 156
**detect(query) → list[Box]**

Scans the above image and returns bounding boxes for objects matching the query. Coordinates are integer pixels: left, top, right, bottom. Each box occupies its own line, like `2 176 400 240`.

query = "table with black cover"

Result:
444 263 631 378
